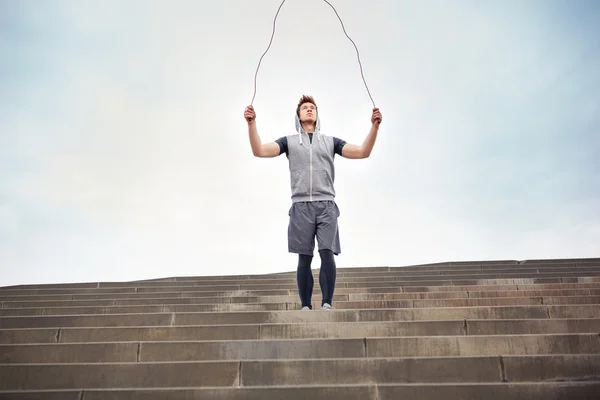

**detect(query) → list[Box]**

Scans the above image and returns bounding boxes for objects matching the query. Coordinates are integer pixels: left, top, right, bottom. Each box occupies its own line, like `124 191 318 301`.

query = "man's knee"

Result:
298 254 313 268
318 249 335 263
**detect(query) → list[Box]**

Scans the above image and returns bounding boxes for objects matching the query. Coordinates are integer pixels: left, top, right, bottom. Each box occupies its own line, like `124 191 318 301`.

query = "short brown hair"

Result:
296 95 317 117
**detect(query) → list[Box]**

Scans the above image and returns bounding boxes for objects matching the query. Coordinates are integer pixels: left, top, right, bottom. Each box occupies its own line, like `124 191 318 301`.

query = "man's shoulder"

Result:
276 135 300 145
277 133 299 139
318 134 343 146
319 133 341 140
284 134 300 143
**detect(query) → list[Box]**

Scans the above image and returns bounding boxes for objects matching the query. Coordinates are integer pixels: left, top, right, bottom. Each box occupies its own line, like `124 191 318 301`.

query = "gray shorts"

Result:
288 200 341 256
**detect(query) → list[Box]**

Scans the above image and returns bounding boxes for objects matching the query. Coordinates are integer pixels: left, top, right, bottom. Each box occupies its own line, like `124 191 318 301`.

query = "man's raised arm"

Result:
341 108 382 159
245 105 281 158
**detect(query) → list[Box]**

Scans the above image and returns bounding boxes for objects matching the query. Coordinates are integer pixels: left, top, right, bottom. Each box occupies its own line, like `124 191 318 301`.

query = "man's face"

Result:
299 102 317 122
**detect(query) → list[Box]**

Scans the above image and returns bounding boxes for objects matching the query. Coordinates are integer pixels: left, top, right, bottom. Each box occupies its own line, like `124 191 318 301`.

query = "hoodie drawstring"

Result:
297 119 320 146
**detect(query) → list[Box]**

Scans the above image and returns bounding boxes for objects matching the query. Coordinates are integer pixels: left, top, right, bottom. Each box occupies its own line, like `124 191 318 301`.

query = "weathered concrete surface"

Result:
0 342 138 363
503 354 600 382
0 321 463 343
0 302 290 316
241 357 502 385
1 295 598 315
1 256 599 397
4 356 598 390
2 284 600 306
0 362 240 390
0 325 261 344
2 319 599 344
0 391 82 400
3 277 600 302
139 339 365 361
376 382 600 400
1 387 375 400
5 334 595 363
0 328 60 344
3 383 600 400
365 334 600 357
466 318 600 335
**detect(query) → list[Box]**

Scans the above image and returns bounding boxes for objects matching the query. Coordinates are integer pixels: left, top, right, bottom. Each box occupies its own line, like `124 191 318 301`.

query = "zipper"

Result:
309 133 313 201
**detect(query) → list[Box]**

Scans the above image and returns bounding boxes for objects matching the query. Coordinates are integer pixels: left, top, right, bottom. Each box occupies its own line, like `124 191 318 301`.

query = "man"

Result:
244 95 382 310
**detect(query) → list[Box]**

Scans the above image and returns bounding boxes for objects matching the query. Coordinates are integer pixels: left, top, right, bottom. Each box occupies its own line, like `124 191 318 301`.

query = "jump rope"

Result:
247 0 380 124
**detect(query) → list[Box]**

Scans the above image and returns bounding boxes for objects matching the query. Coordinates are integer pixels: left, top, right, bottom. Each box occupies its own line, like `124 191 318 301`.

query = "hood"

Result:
295 111 321 145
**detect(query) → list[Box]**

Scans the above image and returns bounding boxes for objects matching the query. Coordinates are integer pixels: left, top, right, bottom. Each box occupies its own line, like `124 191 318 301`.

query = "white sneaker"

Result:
301 306 311 311
321 303 334 311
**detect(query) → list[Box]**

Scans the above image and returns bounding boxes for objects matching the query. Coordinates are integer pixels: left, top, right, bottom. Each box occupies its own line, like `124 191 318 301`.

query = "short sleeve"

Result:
275 136 288 156
333 137 347 156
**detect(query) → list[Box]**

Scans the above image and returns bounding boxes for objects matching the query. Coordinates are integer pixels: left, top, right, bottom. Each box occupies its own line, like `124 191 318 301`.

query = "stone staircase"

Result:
1 258 600 399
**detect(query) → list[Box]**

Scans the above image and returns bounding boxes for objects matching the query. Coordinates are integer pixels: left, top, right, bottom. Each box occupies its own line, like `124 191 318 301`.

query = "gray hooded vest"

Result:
285 112 337 203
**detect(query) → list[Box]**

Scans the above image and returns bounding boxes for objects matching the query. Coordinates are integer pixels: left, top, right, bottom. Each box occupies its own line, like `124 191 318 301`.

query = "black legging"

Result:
297 249 337 309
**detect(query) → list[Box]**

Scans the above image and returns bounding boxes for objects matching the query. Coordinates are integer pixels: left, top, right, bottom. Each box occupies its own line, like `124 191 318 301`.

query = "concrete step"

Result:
469 289 600 298
2 257 599 397
260 319 600 339
1 334 599 363
2 274 600 298
4 288 600 310
410 296 600 308
3 382 600 400
3 258 598 289
350 263 600 273
2 296 600 316
1 355 599 390
109 265 600 280
2 305 599 329
513 257 600 265
405 282 600 292
3 282 600 304
0 303 290 316
353 288 600 299
2 318 600 343
4 267 600 292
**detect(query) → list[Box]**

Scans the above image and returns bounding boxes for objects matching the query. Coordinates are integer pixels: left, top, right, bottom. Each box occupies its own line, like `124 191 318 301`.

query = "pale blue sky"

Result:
1 0 599 286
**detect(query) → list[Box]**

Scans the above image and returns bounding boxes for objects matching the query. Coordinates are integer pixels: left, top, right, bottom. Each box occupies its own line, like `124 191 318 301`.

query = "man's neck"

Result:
301 121 316 134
